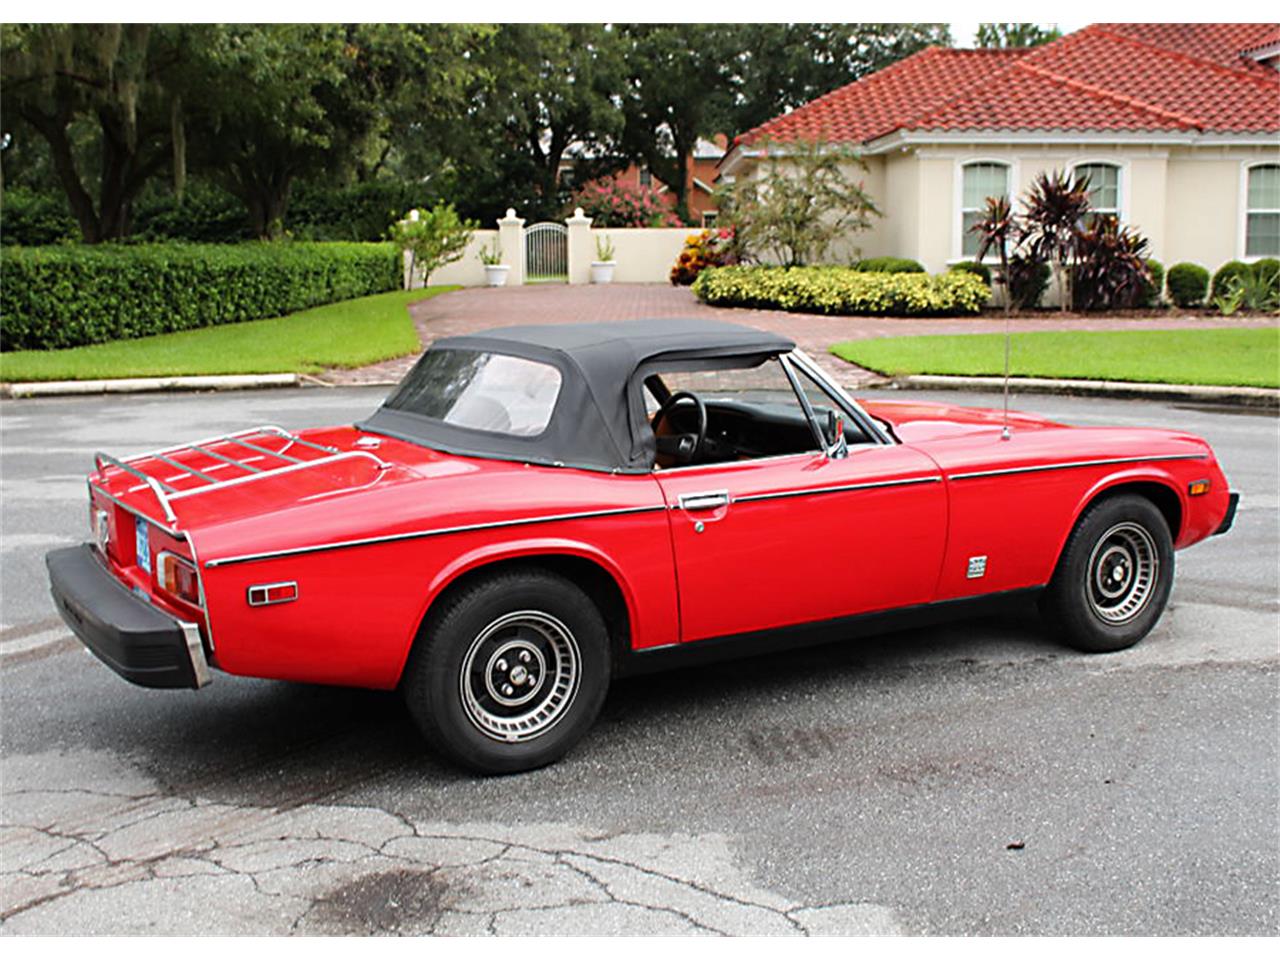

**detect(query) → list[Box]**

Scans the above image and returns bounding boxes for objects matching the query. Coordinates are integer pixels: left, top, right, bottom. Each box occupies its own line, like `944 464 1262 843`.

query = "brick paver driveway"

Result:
323 283 1267 390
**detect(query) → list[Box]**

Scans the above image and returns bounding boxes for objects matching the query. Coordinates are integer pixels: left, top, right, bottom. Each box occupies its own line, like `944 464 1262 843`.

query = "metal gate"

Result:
524 222 568 283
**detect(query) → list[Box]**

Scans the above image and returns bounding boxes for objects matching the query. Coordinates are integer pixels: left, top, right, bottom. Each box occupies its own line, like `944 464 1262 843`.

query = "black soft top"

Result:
360 318 795 473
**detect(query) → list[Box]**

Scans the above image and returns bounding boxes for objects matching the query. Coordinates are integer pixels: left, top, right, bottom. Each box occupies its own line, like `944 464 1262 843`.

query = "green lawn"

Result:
832 327 1280 389
0 287 456 382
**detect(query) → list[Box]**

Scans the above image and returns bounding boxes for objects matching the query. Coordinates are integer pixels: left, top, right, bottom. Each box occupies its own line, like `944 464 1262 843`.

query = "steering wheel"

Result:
651 391 708 465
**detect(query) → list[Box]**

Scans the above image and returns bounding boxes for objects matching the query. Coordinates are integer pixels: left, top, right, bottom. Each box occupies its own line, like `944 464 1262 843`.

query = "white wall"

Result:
738 141 1280 277
594 228 690 283
406 229 497 288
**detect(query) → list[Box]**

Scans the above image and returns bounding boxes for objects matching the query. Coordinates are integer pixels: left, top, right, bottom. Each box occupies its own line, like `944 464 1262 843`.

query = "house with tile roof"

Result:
720 23 1280 276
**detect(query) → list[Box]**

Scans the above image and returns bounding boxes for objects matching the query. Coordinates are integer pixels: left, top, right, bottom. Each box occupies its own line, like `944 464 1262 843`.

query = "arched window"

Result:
1073 162 1121 224
1245 164 1280 258
961 162 1010 258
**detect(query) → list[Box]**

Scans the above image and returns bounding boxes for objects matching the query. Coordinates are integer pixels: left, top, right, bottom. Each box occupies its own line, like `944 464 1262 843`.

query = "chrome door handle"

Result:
678 490 730 511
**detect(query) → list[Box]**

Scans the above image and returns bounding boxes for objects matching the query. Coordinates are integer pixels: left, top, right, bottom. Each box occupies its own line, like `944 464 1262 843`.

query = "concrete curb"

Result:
1 373 301 399
884 375 1279 408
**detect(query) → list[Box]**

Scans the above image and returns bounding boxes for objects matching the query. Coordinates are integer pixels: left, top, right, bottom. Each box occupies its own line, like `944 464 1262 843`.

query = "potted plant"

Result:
479 237 508 286
590 234 616 284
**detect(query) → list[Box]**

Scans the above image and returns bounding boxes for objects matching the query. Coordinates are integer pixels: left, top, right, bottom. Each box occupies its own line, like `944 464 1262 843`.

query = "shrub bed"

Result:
1166 262 1210 308
691 265 990 317
2 242 401 351
852 256 925 273
1211 260 1253 301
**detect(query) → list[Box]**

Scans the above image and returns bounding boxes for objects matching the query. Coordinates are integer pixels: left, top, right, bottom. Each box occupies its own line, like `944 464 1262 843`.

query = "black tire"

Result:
401 567 611 774
1040 494 1175 653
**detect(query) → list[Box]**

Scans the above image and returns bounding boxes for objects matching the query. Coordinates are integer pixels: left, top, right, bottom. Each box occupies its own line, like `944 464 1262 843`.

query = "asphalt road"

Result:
2 386 1276 935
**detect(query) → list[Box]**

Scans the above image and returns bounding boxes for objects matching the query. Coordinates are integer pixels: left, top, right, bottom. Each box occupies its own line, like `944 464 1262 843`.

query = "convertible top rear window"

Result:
384 349 562 437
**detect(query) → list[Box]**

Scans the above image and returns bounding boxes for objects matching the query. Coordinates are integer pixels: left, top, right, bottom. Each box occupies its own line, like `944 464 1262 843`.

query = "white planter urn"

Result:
590 261 616 284
484 264 510 287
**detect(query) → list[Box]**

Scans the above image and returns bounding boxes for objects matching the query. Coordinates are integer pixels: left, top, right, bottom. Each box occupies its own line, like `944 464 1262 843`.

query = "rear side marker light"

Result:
248 581 298 607
157 551 201 606
1188 479 1211 496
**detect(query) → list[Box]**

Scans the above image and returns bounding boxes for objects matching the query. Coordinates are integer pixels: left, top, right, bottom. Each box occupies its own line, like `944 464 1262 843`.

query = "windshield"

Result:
383 348 562 437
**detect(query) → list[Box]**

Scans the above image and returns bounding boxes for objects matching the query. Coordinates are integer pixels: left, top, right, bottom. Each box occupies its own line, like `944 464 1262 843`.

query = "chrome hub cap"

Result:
460 611 580 742
1086 522 1158 624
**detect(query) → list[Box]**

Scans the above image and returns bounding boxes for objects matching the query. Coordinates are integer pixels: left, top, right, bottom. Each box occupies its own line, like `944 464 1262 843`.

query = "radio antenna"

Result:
1001 310 1011 441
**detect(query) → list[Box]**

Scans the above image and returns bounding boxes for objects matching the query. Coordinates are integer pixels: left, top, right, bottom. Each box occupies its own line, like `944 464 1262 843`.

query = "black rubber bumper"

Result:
1214 492 1240 536
46 544 209 689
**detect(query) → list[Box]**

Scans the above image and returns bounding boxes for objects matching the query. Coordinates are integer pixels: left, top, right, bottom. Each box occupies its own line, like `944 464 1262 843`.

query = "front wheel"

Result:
401 567 611 774
1040 494 1174 653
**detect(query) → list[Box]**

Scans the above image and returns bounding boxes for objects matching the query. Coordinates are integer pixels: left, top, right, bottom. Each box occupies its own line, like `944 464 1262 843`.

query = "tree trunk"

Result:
23 106 103 242
232 162 293 239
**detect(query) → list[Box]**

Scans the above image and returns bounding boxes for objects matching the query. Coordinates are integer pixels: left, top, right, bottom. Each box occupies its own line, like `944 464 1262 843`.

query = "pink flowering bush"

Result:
568 179 683 228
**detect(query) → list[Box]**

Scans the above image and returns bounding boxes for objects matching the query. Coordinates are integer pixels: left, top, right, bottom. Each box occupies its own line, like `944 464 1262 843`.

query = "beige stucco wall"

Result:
591 228 689 283
738 141 1280 277
405 229 497 288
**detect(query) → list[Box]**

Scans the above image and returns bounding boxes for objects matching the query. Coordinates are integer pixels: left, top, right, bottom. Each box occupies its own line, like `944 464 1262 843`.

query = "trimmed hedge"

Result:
1255 258 1280 287
949 261 991 286
1211 260 1253 301
2 242 401 351
1138 258 1164 308
1166 262 1210 308
691 265 990 317
853 256 925 274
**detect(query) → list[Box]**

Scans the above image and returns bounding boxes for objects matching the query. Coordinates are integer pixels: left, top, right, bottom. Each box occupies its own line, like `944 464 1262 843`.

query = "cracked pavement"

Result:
1 749 900 935
2 387 1277 934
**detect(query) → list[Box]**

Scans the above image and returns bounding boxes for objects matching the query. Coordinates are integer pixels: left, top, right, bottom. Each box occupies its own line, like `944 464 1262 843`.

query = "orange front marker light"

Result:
1188 479 1211 497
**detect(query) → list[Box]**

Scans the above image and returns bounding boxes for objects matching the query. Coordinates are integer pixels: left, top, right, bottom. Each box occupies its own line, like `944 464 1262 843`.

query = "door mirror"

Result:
824 409 848 459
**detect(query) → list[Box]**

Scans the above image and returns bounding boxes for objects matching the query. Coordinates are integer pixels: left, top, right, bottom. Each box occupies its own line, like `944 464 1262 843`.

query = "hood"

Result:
860 399 1065 444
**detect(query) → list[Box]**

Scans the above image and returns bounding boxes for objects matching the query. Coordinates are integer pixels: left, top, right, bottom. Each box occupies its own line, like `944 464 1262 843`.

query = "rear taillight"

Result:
157 551 201 606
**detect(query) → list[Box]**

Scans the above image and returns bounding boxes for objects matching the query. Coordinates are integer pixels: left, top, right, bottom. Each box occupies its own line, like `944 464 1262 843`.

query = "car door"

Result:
655 445 945 643
649 358 947 644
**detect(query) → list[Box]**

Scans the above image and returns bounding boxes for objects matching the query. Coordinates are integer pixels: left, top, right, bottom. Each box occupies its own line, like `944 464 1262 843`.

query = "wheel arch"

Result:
394 539 637 685
1059 473 1185 567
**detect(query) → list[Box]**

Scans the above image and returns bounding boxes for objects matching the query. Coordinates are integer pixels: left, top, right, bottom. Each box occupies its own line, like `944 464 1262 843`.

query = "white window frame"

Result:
1239 159 1280 262
953 159 1016 263
1069 159 1128 225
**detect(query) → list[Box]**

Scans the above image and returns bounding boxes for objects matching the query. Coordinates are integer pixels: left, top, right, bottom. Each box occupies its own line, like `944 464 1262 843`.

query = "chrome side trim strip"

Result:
734 475 941 504
948 454 1207 481
203 504 669 568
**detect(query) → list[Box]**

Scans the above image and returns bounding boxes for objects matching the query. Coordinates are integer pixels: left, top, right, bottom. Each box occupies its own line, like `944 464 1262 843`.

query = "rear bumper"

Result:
46 544 211 689
1213 492 1240 536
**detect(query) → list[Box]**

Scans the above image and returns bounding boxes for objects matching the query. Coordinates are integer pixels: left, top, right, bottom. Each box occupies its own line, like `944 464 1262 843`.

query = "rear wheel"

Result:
1041 494 1174 653
402 568 611 774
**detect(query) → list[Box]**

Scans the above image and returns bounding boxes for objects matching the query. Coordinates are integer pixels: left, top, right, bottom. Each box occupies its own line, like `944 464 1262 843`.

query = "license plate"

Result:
135 520 151 573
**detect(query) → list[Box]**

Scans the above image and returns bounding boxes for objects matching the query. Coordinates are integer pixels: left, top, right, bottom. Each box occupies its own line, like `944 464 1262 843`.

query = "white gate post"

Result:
565 207 593 286
497 208 525 286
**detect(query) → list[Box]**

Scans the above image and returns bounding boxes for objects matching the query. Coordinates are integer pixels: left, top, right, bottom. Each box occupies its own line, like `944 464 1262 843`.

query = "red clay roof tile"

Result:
735 22 1280 148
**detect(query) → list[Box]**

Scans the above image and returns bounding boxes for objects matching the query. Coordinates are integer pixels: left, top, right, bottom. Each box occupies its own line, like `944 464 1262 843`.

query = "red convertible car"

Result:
48 319 1238 773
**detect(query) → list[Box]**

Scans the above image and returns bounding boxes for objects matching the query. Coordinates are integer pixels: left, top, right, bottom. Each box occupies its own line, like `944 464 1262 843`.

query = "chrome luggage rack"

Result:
93 425 389 527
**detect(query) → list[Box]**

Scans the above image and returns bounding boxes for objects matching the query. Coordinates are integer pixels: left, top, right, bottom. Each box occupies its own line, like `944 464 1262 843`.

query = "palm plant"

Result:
1072 215 1152 310
1022 170 1092 312
969 195 1016 314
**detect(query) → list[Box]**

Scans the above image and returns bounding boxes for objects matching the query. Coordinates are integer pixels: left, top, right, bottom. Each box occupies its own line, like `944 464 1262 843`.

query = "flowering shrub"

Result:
691 266 989 317
669 228 738 285
568 179 683 228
